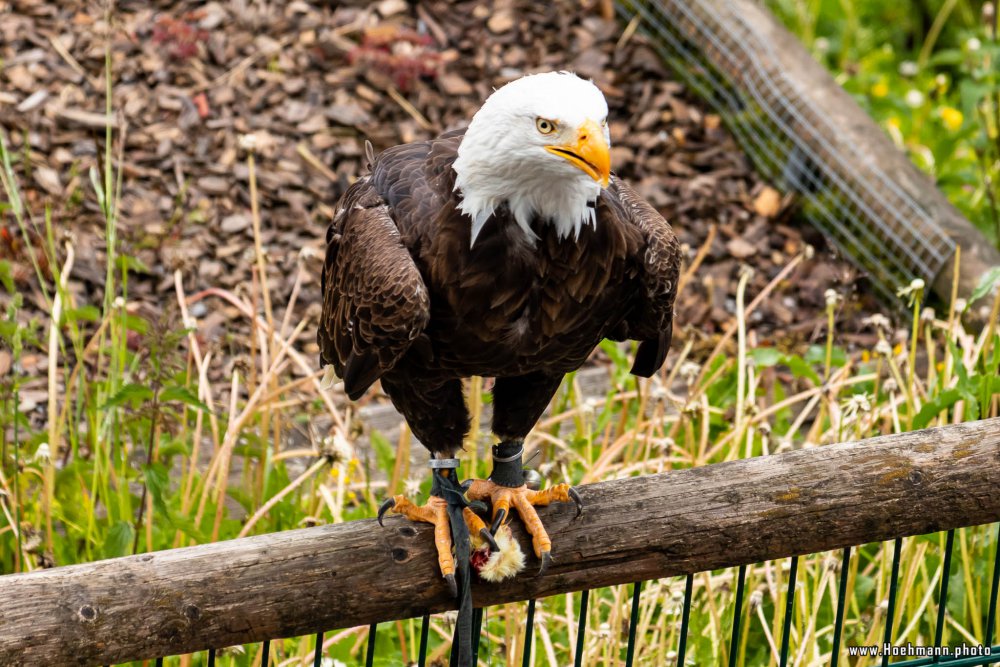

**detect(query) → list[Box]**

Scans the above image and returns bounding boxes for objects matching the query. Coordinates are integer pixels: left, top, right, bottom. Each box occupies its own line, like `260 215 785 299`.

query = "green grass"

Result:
2 7 1000 666
768 0 1000 248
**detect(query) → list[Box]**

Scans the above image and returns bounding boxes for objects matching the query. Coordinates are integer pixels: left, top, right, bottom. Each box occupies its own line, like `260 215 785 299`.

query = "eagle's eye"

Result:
535 118 557 135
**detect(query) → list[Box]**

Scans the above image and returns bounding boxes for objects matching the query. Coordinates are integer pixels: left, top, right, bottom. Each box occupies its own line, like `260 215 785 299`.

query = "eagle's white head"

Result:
452 72 611 247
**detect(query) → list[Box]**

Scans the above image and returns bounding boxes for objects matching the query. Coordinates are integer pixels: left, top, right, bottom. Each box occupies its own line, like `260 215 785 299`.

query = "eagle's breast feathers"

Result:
318 127 679 396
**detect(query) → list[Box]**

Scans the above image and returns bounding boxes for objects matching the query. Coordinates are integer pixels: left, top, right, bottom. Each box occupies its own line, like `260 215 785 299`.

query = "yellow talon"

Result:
466 479 579 568
382 495 455 579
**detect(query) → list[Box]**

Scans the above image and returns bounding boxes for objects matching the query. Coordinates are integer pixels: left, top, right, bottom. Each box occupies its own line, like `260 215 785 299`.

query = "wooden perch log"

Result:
3 418 1000 665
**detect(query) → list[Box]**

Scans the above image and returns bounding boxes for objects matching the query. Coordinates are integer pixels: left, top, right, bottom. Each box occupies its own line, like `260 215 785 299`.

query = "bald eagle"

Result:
319 72 679 662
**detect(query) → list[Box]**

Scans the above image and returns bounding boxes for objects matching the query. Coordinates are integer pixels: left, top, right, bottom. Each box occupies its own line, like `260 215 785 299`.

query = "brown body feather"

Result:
319 129 679 454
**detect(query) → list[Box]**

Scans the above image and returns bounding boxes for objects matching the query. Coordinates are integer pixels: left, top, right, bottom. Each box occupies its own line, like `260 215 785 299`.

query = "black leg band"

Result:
490 439 525 488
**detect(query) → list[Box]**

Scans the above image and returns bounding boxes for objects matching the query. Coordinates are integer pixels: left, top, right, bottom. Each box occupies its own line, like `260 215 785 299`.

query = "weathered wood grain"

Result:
2 418 999 665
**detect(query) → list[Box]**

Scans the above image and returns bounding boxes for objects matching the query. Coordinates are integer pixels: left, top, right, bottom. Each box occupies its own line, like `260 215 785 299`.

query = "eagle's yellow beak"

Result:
545 119 610 188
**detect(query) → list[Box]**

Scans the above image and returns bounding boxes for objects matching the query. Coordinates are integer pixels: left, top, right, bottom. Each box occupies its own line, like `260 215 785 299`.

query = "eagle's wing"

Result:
319 179 430 401
610 176 681 377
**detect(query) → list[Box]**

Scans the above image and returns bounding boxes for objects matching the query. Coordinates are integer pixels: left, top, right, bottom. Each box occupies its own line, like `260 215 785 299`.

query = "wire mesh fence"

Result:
616 0 956 306
104 522 1000 666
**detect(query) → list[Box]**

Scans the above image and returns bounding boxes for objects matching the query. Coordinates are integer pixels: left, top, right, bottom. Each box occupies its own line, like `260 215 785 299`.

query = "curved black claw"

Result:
568 487 583 518
377 498 396 527
444 573 458 599
479 527 499 552
460 479 474 492
468 500 488 515
490 508 507 535
538 551 552 577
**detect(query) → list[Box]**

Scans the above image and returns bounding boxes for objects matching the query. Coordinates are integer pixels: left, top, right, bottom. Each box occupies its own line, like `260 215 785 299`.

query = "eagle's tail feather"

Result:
630 323 673 378
342 350 381 401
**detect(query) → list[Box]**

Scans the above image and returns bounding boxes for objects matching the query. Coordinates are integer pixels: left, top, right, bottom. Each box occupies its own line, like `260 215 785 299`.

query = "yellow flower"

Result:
940 106 963 132
872 81 889 98
861 350 871 363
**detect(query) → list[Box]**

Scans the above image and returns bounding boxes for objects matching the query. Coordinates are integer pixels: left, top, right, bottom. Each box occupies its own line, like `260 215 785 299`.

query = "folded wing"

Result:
319 182 431 400
610 176 681 377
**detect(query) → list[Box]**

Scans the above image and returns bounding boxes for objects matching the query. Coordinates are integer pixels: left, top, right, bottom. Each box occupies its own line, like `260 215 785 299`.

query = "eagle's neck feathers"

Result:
452 150 600 246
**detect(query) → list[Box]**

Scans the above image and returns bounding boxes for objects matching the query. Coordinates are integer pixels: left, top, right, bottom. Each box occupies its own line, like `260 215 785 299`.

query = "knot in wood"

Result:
77 604 97 622
183 604 201 621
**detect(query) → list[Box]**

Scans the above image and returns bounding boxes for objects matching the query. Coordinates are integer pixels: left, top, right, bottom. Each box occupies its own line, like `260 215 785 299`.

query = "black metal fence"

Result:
110 523 1000 666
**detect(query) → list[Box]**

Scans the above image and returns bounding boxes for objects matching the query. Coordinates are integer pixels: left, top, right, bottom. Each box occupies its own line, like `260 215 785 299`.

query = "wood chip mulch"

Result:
0 0 884 386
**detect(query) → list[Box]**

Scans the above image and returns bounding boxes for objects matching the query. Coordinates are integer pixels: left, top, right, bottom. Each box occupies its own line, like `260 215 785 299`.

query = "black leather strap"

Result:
431 468 473 667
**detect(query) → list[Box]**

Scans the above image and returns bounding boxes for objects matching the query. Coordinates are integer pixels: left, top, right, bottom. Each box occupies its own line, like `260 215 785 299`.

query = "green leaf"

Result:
785 355 822 386
156 439 190 460
968 265 1000 307
118 254 151 275
913 388 962 429
805 344 847 367
100 383 154 410
122 313 149 335
102 521 134 559
160 385 210 412
750 347 783 367
143 462 170 507
144 462 206 542
928 49 964 67
0 260 13 293
63 305 101 324
950 340 970 387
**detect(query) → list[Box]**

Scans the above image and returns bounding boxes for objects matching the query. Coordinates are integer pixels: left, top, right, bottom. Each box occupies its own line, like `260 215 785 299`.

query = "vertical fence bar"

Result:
626 581 643 667
313 631 324 667
779 556 799 667
987 524 1000 648
574 590 590 667
207 648 216 667
881 538 904 667
155 659 163 667
522 599 537 667
831 547 852 667
418 614 430 667
365 623 377 667
728 565 747 667
677 574 694 667
933 530 956 663
260 639 270 667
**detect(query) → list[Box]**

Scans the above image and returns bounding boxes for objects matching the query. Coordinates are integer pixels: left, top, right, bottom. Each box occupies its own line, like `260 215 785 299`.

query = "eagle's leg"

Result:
377 493 457 594
378 463 495 597
463 372 584 577
465 441 583 577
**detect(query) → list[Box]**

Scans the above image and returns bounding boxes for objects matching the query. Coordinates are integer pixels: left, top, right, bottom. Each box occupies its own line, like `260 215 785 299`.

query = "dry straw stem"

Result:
678 251 807 421
238 457 328 538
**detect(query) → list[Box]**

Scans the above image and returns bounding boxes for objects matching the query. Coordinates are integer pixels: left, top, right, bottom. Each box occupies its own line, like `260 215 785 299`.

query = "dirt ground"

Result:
0 0 885 394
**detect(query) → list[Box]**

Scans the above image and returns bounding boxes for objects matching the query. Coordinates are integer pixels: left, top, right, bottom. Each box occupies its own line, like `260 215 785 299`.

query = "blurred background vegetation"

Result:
1 1 999 665
768 0 1000 248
